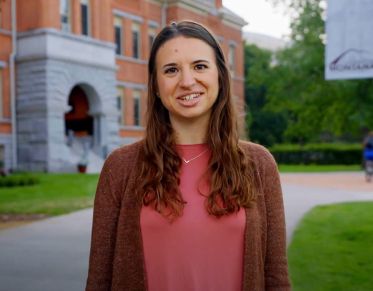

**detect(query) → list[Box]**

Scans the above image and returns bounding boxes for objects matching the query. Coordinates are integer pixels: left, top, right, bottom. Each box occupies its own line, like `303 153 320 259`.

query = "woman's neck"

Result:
170 116 209 145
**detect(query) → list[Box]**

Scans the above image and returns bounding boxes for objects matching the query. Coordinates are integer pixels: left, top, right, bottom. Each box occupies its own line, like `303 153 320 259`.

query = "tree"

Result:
266 0 373 143
244 44 287 146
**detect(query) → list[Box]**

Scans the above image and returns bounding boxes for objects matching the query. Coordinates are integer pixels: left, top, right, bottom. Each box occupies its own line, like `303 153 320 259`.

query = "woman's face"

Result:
155 36 219 125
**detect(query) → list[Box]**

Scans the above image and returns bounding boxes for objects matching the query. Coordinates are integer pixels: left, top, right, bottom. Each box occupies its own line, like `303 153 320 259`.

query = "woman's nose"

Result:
179 69 196 88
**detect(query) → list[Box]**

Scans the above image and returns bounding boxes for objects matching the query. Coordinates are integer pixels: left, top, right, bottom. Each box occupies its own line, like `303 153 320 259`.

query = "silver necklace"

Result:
181 149 208 164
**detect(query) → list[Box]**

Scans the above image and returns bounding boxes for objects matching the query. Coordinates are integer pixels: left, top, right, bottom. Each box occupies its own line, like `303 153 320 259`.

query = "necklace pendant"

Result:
181 149 208 164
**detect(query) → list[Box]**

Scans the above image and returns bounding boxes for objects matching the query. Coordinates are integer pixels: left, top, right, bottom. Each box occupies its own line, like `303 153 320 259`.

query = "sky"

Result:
222 0 291 39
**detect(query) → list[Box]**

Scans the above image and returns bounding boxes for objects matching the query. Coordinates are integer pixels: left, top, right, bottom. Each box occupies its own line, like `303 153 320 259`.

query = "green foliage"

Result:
244 44 287 146
271 143 361 151
270 143 362 164
289 202 373 290
0 174 40 188
0 173 99 215
263 0 373 143
278 164 360 172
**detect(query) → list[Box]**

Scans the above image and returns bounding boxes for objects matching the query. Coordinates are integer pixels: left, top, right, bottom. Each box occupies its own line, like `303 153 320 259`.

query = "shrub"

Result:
0 174 40 188
269 143 362 165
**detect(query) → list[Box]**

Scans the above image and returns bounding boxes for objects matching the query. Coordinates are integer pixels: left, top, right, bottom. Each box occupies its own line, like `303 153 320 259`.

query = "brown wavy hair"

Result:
138 21 257 219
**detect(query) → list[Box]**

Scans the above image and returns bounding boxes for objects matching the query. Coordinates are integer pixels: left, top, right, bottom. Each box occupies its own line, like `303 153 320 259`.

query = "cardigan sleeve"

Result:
261 149 291 290
86 152 123 291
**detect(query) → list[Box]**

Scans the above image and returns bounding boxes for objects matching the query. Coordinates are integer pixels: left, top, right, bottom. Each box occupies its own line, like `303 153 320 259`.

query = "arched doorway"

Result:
65 86 93 138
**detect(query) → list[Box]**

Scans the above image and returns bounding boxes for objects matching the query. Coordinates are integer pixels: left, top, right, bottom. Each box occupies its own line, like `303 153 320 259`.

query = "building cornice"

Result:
17 28 115 49
145 0 162 6
16 29 116 70
113 9 144 23
116 80 147 90
153 1 246 29
168 0 214 14
116 55 148 65
219 6 247 29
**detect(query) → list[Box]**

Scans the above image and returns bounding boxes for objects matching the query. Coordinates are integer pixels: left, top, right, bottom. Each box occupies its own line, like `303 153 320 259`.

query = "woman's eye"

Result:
164 67 178 74
195 64 208 71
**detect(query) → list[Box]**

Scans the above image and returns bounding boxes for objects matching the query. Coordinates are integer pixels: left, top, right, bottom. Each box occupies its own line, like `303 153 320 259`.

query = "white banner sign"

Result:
325 0 373 80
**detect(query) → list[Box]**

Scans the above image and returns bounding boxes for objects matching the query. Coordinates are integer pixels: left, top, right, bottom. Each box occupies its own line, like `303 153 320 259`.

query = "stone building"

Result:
0 0 246 172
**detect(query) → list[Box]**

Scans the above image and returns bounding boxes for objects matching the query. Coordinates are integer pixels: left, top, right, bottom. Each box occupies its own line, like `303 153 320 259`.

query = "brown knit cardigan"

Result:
86 140 291 291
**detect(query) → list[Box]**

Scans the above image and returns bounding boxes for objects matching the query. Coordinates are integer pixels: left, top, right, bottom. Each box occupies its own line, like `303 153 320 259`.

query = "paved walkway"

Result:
0 171 372 291
281 172 373 243
0 209 93 291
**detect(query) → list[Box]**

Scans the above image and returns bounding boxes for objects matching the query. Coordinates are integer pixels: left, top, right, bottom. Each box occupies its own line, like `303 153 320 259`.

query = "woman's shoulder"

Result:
239 140 278 171
103 140 144 170
239 140 274 160
110 140 144 157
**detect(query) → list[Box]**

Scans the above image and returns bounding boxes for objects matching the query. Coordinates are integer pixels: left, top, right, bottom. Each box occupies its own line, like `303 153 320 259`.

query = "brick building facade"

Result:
0 0 246 172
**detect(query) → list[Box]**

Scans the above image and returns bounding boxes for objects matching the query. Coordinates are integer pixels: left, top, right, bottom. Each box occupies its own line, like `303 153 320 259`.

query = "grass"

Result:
0 173 99 216
0 165 362 216
279 164 361 172
288 202 373 291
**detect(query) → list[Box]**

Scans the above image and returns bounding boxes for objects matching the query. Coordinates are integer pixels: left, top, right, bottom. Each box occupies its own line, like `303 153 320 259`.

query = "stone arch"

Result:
16 55 119 172
65 86 93 136
64 83 103 153
78 83 102 115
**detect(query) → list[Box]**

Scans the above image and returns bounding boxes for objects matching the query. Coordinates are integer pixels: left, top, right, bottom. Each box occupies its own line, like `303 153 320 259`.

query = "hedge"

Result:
269 143 362 165
0 174 40 188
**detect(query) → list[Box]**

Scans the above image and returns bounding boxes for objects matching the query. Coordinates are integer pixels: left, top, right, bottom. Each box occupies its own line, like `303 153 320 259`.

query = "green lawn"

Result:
288 202 373 291
0 165 363 216
279 164 361 172
0 173 99 215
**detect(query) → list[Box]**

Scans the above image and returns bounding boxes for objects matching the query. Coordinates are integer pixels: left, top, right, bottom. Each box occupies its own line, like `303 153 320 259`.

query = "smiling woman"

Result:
86 21 291 291
155 36 219 137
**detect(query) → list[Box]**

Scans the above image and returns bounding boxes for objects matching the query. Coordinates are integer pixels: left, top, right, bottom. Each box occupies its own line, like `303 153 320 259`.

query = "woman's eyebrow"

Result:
192 59 210 64
162 59 210 69
162 62 178 69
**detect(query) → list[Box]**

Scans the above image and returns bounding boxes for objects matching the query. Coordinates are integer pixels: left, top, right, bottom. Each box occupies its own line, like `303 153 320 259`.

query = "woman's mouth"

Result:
177 93 202 107
180 93 201 101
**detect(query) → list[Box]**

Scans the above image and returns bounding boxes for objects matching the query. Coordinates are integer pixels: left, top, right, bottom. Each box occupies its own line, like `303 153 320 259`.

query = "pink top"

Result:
140 144 246 291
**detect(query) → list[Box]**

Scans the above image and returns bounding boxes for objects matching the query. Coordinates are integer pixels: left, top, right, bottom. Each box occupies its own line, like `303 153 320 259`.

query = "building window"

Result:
148 27 157 52
60 0 71 32
133 90 141 126
228 44 236 72
81 0 90 36
132 23 141 59
117 87 125 125
114 17 122 55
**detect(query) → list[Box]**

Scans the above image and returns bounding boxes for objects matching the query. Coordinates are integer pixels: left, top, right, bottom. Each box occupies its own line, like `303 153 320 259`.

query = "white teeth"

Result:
182 93 200 101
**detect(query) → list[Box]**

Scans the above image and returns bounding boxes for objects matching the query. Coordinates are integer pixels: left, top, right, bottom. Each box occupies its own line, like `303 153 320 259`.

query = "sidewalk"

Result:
0 171 372 291
0 209 92 291
281 171 373 242
281 171 373 192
